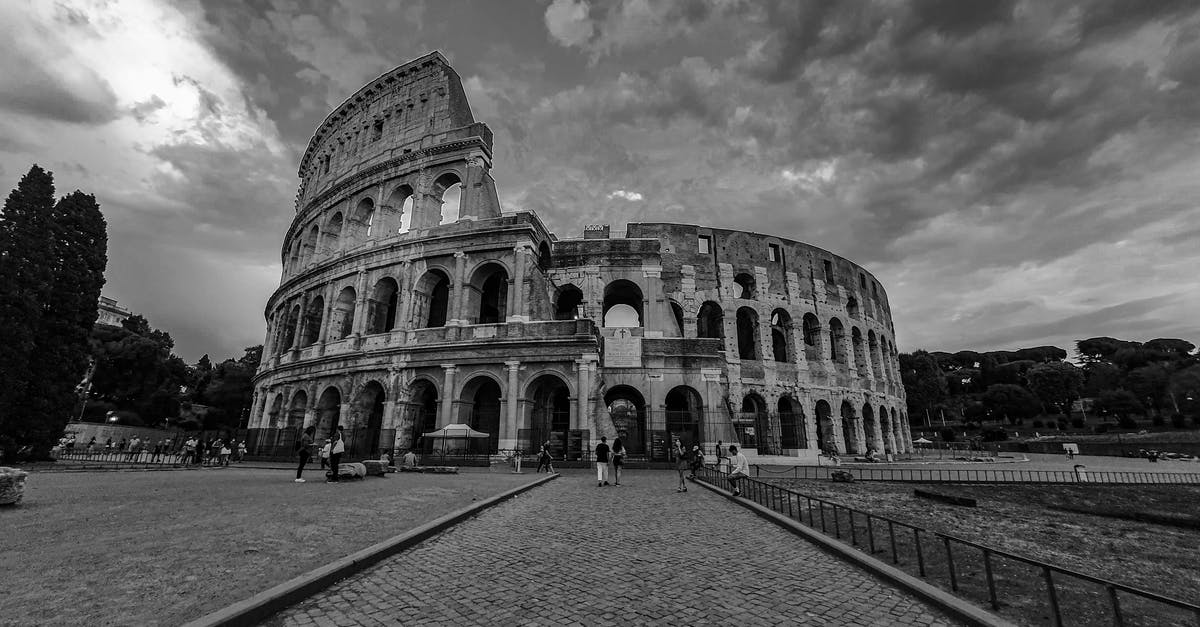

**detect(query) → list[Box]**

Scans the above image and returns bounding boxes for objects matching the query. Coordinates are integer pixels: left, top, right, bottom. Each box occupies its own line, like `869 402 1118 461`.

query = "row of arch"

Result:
286 173 465 274
730 272 879 322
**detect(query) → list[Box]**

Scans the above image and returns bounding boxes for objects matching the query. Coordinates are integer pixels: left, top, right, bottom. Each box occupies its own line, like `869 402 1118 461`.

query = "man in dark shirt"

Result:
594 436 611 487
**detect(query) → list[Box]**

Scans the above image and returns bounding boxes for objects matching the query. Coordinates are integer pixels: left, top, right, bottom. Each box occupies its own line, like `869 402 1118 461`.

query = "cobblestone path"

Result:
269 470 965 626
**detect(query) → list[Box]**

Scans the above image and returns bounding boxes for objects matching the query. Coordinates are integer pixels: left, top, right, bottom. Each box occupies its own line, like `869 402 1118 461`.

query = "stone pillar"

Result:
642 266 664 336
400 263 419 332
871 410 886 454
351 270 369 336
508 245 528 322
575 359 590 432
503 361 521 450
804 410 819 452
831 416 845 455
291 294 308 354
317 283 335 345
439 364 457 427
884 416 898 454
450 251 467 324
854 415 867 455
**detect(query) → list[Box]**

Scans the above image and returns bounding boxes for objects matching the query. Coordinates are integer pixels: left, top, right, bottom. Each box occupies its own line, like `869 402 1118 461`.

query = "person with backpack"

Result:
327 427 345 483
295 426 315 483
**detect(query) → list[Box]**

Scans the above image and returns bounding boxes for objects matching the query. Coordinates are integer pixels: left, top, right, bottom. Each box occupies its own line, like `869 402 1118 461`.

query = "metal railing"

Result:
751 464 1200 485
696 466 1200 626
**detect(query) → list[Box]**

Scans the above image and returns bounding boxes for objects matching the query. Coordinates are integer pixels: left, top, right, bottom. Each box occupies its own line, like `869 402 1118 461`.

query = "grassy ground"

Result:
763 479 1200 626
0 466 538 626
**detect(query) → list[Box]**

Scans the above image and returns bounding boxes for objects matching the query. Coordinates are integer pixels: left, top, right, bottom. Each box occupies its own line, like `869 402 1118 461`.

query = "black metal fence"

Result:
696 466 1200 626
751 464 1200 484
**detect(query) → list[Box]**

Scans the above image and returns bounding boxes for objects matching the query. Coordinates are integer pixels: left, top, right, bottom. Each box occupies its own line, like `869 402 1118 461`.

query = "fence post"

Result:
983 549 999 610
889 521 898 564
1107 585 1124 627
1044 567 1062 626
867 515 876 554
849 509 857 546
833 505 841 539
915 528 926 577
819 501 827 532
944 536 958 592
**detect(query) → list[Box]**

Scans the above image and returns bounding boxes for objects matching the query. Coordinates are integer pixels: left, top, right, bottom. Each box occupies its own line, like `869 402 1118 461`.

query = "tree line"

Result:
900 337 1200 434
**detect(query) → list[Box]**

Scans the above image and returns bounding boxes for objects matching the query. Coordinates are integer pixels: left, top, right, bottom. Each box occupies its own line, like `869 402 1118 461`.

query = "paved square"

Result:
269 471 964 626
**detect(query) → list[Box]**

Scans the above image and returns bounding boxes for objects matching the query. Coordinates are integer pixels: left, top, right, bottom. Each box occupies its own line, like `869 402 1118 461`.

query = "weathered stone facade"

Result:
249 52 911 460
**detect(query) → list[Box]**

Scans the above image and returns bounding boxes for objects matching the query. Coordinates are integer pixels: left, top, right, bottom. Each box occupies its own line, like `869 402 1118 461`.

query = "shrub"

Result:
1117 415 1138 429
1151 415 1165 427
1170 414 1187 428
938 427 957 442
964 422 980 431
1057 420 1070 430
1094 424 1109 434
981 427 1009 442
1071 417 1084 428
1032 420 1045 428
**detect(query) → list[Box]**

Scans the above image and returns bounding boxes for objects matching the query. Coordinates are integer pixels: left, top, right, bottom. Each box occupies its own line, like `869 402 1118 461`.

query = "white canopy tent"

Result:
422 423 490 455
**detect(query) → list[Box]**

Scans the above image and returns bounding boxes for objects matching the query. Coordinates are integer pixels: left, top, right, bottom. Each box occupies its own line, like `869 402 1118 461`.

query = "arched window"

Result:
352 198 375 241
669 300 685 337
734 272 756 299
605 385 647 455
736 307 759 360
408 380 439 451
323 213 343 256
413 270 450 328
841 399 860 454
602 279 643 327
829 317 845 362
697 301 723 339
740 393 771 454
281 304 301 350
778 396 805 449
302 224 319 264
287 390 307 429
815 399 835 454
665 386 703 449
350 381 386 456
868 330 882 379
315 386 342 441
529 375 572 455
301 295 324 346
554 284 583 320
770 309 793 363
846 296 859 319
433 172 462 224
852 327 866 372
367 278 399 334
862 403 879 454
332 287 356 340
538 242 552 270
468 263 508 324
387 185 413 235
460 376 501 453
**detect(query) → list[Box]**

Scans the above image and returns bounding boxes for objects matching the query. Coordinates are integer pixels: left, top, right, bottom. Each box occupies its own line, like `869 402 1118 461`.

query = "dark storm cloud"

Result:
970 294 1182 348
0 56 121 125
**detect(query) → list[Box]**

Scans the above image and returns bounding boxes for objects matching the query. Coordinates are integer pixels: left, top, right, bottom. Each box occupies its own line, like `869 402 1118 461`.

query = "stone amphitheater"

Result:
248 52 912 462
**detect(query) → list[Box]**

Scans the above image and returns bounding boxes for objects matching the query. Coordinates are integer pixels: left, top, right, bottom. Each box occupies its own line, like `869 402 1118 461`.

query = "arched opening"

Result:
332 286 356 340
697 301 724 339
348 381 386 457
778 396 806 450
301 296 324 347
739 393 773 454
862 403 879 454
352 197 376 241
460 377 501 453
852 327 866 372
412 269 450 328
880 406 894 454
388 185 413 235
287 390 307 429
538 242 552 270
868 330 881 379
605 385 647 456
302 224 319 264
829 317 845 363
408 380 439 453
323 212 343 255
815 399 835 454
367 278 400 334
736 307 759 360
527 375 572 458
665 386 703 451
281 304 301 351
841 399 860 454
554 284 583 320
287 242 301 272
602 280 643 327
468 263 508 324
315 386 341 441
802 313 821 361
734 272 756 299
846 296 859 319
433 172 462 224
267 393 284 428
669 300 685 337
771 309 793 363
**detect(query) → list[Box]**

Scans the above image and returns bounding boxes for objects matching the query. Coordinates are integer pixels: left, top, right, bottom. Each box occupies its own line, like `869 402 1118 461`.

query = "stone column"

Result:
351 270 369 336
871 409 886 454
508 245 528 322
317 283 335 345
291 294 308 354
575 359 590 432
831 416 845 455
884 416 898 454
804 410 820 452
439 364 457 427
396 261 411 332
854 415 867 455
450 251 467 324
400 263 418 332
503 361 520 450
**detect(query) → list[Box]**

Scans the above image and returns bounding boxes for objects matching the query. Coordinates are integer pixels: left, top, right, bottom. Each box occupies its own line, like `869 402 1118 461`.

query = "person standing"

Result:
183 437 196 466
295 426 315 483
689 445 704 479
86 437 96 453
673 439 688 492
236 440 247 462
327 427 345 483
319 439 331 470
194 438 206 467
610 437 625 486
594 436 611 487
727 444 750 497
219 440 231 466
536 442 555 473
150 439 163 463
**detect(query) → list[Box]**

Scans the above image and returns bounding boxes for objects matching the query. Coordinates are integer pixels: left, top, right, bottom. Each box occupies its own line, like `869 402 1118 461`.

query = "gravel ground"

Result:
0 466 536 626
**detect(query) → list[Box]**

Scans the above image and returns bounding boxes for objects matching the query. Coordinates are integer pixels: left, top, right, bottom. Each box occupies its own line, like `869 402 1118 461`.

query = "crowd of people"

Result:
58 434 249 466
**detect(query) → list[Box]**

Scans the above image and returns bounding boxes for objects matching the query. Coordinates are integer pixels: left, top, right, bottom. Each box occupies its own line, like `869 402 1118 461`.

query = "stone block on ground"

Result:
362 460 387 477
0 467 28 505
337 462 367 480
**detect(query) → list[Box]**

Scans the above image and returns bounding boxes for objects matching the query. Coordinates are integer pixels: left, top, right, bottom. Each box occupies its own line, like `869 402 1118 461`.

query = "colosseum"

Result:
248 52 912 462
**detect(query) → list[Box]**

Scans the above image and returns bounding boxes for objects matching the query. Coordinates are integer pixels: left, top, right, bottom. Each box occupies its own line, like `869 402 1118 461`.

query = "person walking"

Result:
150 439 163 463
536 442 555 473
727 444 750 497
594 436 611 487
327 427 345 483
689 444 704 479
610 437 625 486
295 426 315 483
219 440 231 466
673 439 688 492
319 439 331 470
194 438 206 467
236 440 247 462
86 437 96 453
182 437 196 466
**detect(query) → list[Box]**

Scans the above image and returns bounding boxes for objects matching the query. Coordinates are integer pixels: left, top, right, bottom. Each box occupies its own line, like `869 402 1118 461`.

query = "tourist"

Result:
536 442 554 474
727 444 750 497
126 437 141 462
594 436 611 487
716 440 724 462
219 439 231 466
610 437 624 485
105 438 113 452
689 445 704 479
150 439 163 463
236 440 247 462
402 449 418 467
295 426 315 483
86 437 96 453
117 438 127 456
327 427 345 483
673 439 688 492
319 439 331 470
183 437 196 466
194 438 206 466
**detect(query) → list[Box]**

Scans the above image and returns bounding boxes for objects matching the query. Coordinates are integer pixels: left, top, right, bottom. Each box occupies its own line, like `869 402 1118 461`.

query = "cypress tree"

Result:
0 166 56 458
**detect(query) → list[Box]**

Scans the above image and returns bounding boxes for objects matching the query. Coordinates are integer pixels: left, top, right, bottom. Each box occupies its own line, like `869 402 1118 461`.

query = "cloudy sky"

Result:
2 0 1199 363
